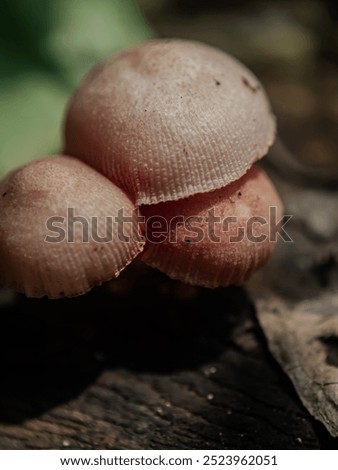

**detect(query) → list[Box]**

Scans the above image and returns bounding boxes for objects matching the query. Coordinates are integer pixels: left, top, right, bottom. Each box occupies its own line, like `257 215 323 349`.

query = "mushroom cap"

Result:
64 39 275 205
140 166 284 288
0 156 144 298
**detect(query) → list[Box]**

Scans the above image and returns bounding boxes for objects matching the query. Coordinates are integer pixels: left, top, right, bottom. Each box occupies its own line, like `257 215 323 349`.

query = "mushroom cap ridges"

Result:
140 166 284 288
64 39 276 205
0 156 144 298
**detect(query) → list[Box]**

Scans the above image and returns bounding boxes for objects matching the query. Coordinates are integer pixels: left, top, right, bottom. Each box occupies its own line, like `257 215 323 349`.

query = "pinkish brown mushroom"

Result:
0 156 144 298
63 39 282 289
64 39 275 205
140 167 283 288
0 39 284 299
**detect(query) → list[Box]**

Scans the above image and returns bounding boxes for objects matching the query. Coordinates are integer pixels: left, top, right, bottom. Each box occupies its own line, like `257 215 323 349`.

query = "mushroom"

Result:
141 166 283 288
64 39 275 205
0 39 283 298
64 39 283 289
0 156 144 298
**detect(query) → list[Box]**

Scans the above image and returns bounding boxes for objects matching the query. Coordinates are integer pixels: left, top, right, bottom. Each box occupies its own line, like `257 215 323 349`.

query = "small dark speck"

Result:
2 192 7 197
238 192 242 197
144 109 147 112
242 76 260 93
215 80 221 86
180 96 183 99
184 238 192 243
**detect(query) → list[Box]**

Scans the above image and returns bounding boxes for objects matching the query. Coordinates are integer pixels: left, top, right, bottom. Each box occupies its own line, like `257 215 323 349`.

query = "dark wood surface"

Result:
0 261 337 449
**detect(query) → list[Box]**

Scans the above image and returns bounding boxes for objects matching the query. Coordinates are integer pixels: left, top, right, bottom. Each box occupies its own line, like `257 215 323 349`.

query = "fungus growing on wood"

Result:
0 40 283 298
0 156 144 298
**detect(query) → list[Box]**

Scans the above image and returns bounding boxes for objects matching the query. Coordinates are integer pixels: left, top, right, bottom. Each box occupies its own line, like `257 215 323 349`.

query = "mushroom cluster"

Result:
0 39 283 298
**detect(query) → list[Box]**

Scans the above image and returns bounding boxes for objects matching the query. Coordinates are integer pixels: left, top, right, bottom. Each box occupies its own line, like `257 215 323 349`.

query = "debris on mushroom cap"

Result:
0 156 144 299
64 39 276 205
140 166 284 288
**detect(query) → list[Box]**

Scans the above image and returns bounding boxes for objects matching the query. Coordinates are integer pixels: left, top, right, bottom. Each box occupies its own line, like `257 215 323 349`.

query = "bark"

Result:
0 268 335 449
248 158 338 439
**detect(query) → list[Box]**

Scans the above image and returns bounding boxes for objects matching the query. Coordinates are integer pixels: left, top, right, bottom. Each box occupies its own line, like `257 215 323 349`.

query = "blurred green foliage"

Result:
0 0 152 177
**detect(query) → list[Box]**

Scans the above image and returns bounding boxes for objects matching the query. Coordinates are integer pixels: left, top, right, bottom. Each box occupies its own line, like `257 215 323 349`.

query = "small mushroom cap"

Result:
0 156 144 298
64 39 275 205
140 166 284 288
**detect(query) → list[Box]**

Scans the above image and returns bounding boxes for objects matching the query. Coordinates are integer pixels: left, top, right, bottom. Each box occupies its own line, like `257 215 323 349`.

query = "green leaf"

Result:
0 0 152 178
0 74 68 177
45 0 153 87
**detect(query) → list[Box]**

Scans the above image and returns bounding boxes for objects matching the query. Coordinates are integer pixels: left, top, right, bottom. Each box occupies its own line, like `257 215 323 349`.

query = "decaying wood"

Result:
248 161 338 438
255 294 338 437
0 267 333 449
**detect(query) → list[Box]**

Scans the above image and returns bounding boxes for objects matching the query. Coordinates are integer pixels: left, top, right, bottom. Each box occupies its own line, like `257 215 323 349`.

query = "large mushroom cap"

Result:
140 166 283 288
0 156 144 298
64 39 275 205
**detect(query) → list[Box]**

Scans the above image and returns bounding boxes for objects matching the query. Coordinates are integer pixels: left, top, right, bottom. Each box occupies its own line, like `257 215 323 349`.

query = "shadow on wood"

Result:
0 268 250 424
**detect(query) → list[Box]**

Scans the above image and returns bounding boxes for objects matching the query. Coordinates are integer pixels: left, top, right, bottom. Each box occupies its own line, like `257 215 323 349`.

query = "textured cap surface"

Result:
140 166 284 288
64 39 275 205
0 156 144 298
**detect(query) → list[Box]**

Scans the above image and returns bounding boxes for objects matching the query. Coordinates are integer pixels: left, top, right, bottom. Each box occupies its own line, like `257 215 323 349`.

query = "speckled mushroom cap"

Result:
64 39 275 205
0 156 144 298
140 166 283 288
